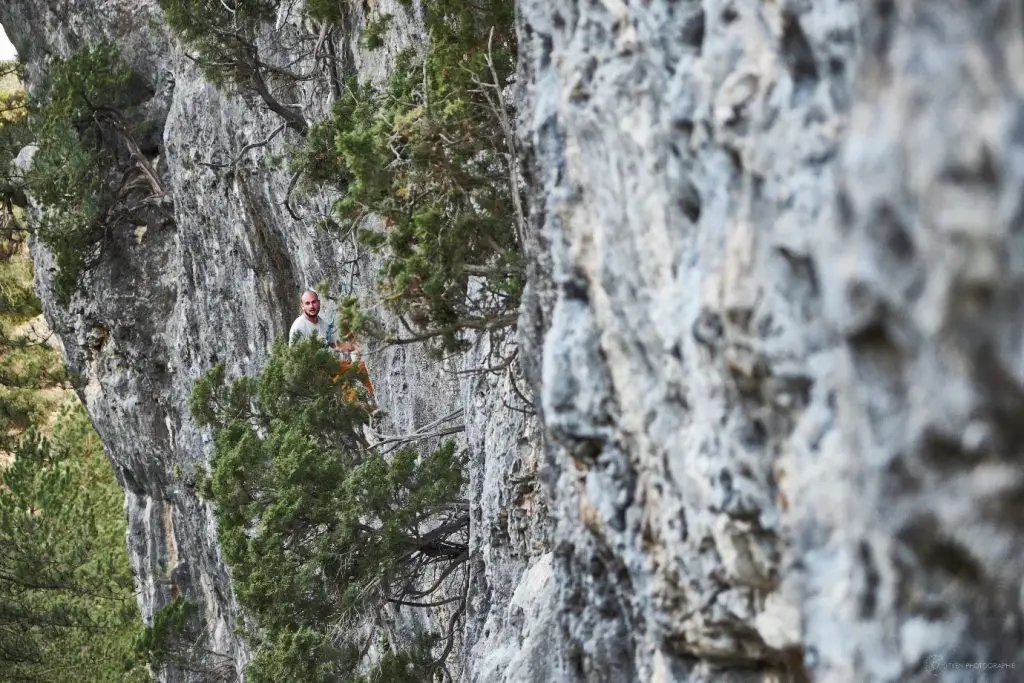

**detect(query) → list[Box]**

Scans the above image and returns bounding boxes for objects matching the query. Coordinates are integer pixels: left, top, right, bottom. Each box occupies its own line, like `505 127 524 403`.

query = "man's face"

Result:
302 293 320 319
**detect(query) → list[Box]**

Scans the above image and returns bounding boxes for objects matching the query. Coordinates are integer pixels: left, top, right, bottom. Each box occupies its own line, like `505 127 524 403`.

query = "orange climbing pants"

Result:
330 359 375 404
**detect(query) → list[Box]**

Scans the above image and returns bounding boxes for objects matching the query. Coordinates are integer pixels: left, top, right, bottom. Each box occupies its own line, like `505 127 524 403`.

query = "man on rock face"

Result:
288 288 375 400
289 289 336 347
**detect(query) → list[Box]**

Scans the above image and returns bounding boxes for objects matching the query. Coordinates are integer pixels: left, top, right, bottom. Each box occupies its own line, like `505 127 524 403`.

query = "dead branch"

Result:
199 122 287 169
92 109 166 198
482 27 526 253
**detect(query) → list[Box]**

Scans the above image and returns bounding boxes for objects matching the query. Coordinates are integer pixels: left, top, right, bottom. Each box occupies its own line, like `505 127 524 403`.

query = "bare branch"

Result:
483 27 526 254
199 122 287 169
92 109 167 197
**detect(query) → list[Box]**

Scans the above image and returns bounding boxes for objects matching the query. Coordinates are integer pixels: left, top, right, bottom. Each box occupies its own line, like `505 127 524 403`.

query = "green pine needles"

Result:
134 595 236 679
133 596 200 670
29 45 127 301
301 0 523 353
156 0 523 354
191 338 469 681
0 41 152 303
0 403 146 682
158 0 309 134
157 0 278 87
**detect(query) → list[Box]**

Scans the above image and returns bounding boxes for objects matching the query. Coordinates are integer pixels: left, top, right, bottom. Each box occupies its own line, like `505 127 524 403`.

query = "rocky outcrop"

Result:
513 0 852 678
515 0 1024 681
4 0 1024 681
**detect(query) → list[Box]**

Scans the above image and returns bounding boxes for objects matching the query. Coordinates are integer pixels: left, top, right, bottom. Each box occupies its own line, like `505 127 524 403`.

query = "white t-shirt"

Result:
289 315 334 346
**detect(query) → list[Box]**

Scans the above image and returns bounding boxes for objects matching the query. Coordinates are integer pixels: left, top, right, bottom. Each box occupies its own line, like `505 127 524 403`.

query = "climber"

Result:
289 289 336 347
289 289 375 403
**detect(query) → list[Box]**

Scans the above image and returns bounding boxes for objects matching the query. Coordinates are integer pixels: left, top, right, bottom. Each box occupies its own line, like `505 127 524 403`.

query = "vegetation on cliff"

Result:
4 0 519 674
0 0 522 675
190 338 469 681
157 0 309 135
1 43 165 304
0 405 147 683
0 65 145 681
160 0 522 354
298 0 522 354
152 0 520 674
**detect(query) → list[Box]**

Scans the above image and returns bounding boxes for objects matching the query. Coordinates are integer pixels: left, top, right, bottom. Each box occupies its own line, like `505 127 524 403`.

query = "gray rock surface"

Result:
515 0 1024 681
3 0 1024 682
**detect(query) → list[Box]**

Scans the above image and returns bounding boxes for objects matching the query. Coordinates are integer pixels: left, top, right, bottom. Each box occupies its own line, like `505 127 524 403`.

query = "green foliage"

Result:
27 42 136 302
0 59 30 266
0 327 62 445
158 0 522 353
0 61 26 125
0 256 59 447
295 0 522 352
0 61 21 95
0 96 66 451
158 0 278 90
346 633 438 683
335 293 384 342
0 402 147 682
360 14 394 51
132 591 236 679
0 43 142 303
0 130 144 679
133 596 199 668
304 0 345 23
158 0 309 133
191 338 468 680
245 627 352 683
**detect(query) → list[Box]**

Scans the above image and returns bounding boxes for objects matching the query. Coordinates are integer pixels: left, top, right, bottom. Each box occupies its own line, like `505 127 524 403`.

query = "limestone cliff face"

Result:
515 1 1024 681
3 0 1024 682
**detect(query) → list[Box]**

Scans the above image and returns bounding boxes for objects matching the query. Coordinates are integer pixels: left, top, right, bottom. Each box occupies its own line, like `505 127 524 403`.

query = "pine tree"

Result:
191 338 469 680
158 0 309 134
156 0 523 354
0 404 146 682
297 0 523 353
0 42 161 303
0 61 65 449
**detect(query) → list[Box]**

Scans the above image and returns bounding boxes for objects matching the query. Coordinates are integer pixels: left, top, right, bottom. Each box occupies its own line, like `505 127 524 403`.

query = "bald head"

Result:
301 290 320 322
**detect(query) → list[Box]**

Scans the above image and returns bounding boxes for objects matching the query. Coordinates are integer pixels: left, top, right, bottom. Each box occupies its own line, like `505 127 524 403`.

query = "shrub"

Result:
31 42 137 301
158 0 309 134
134 595 237 679
0 60 30 249
360 14 394 51
298 0 522 353
157 0 523 355
191 337 469 680
133 596 200 669
0 42 152 303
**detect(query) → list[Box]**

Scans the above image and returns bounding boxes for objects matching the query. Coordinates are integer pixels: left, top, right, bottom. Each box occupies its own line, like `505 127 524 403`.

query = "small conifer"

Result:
191 338 468 680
